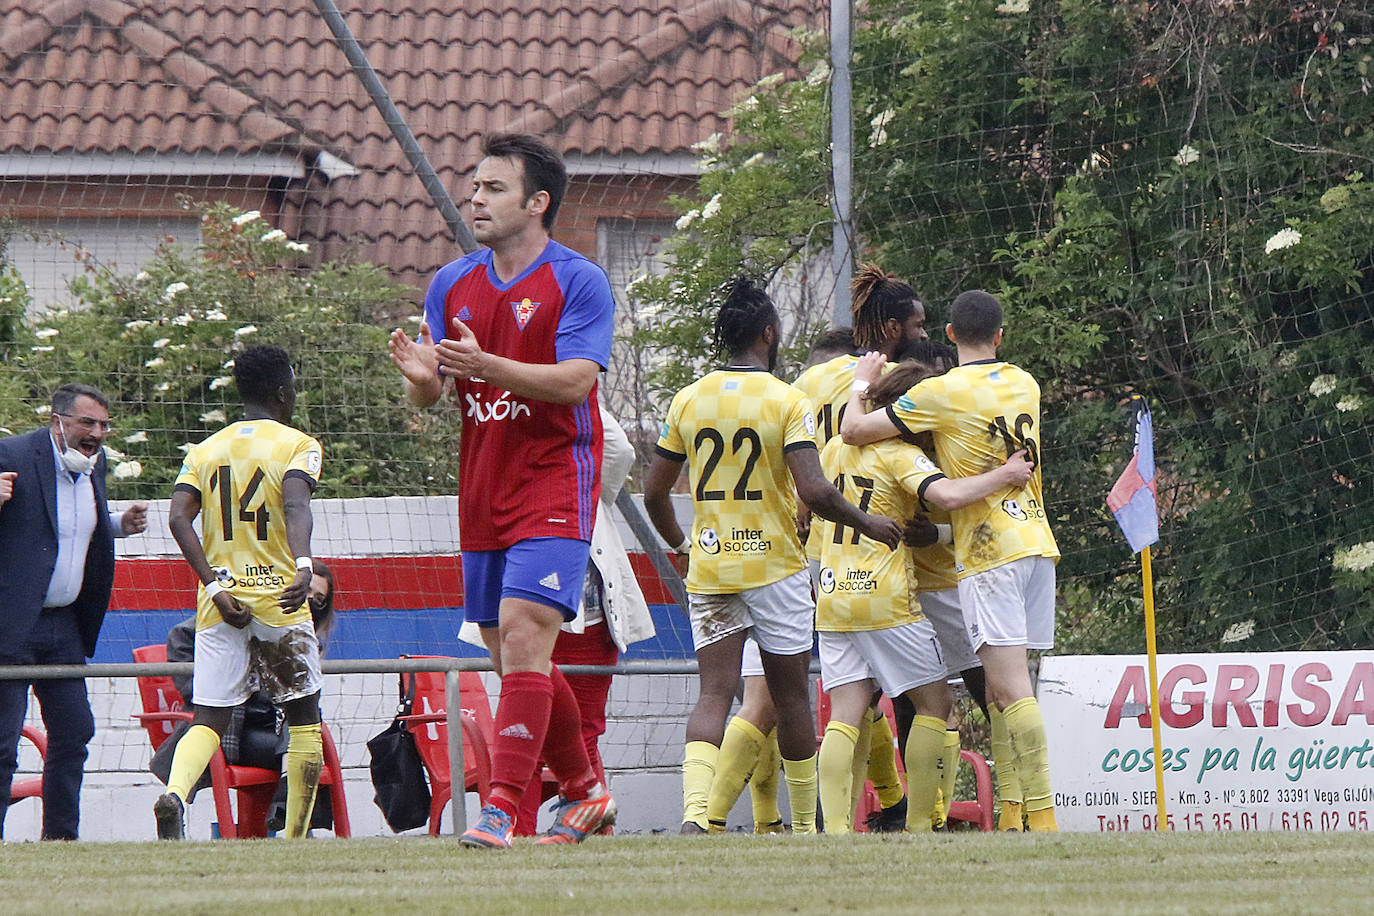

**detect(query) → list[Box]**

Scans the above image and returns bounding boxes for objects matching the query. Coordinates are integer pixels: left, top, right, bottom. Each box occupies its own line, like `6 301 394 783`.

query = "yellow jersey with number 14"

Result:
174 419 322 629
656 368 816 594
814 436 945 631
886 359 1059 578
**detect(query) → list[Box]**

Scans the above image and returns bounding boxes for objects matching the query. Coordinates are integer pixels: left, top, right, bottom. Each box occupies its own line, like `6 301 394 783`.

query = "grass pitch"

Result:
3 832 1371 914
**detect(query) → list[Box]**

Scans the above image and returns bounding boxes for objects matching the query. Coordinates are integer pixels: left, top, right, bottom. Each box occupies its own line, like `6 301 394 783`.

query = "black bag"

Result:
229 692 288 770
367 673 432 832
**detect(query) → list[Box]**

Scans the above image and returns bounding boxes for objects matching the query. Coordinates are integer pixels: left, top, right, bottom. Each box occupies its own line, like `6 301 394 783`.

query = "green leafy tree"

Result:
634 0 1374 652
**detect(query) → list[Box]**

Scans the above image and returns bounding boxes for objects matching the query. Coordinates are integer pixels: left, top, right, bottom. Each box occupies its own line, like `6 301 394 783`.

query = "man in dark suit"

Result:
0 383 147 840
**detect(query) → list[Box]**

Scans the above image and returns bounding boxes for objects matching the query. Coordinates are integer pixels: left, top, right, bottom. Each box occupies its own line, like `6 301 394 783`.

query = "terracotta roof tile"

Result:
2 0 822 288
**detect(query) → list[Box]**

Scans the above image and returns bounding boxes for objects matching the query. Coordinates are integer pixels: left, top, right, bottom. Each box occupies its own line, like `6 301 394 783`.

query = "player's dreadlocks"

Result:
850 263 918 350
713 276 778 358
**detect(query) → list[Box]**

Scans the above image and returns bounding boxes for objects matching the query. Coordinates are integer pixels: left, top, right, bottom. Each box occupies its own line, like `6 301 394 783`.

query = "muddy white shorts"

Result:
192 617 322 707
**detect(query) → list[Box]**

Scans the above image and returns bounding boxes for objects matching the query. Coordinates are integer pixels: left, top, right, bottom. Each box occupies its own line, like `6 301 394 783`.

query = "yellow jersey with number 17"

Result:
174 419 322 629
814 436 945 632
886 359 1059 578
655 368 817 594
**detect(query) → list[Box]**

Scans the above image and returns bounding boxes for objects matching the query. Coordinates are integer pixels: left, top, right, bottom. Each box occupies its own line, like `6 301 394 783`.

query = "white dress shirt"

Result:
42 436 130 608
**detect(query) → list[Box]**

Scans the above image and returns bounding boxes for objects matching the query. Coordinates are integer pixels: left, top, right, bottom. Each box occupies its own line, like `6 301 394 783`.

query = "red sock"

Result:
542 665 597 800
487 671 554 818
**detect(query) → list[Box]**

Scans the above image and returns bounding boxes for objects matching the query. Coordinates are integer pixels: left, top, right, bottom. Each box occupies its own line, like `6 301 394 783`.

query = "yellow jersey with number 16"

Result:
655 368 816 594
174 419 322 629
886 360 1059 578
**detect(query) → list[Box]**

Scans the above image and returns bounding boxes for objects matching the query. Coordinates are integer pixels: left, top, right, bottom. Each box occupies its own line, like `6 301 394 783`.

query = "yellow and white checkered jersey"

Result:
793 353 893 561
814 436 945 632
174 419 322 629
656 368 817 594
911 501 958 593
793 353 862 446
885 360 1059 578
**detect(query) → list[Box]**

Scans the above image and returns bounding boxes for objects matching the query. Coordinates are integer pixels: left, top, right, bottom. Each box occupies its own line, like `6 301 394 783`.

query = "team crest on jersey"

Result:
510 297 541 330
212 566 237 588
1002 498 1028 520
818 567 836 593
305 450 322 475
804 413 817 437
913 454 938 473
698 527 721 555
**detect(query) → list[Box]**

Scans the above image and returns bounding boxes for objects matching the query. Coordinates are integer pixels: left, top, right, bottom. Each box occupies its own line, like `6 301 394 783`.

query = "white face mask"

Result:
53 423 96 475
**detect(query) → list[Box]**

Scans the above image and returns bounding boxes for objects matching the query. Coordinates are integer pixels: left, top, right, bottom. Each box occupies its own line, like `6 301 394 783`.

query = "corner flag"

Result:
1107 396 1158 552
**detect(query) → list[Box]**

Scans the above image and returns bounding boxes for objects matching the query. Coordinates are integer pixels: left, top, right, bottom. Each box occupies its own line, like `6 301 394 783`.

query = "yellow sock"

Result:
751 730 783 832
707 717 766 833
166 724 220 802
866 708 905 810
284 723 323 838
1004 697 1056 831
849 715 872 827
990 705 1024 831
818 721 859 834
782 754 818 835
682 741 718 830
935 729 960 829
904 716 946 833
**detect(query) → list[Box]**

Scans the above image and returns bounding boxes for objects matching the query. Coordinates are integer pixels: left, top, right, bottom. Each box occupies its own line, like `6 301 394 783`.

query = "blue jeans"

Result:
0 607 96 840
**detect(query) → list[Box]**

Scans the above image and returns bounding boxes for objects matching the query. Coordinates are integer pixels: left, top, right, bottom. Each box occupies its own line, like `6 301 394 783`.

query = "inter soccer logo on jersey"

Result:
818 567 836 593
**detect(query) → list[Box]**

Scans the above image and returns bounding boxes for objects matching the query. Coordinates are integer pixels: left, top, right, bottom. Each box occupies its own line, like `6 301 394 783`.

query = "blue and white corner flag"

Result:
1106 396 1159 553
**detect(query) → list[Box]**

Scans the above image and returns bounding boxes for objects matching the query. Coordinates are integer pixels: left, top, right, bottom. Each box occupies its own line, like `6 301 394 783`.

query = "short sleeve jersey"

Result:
910 500 958 593
655 368 817 594
814 437 945 632
886 360 1060 578
174 420 322 629
793 353 858 563
423 240 615 550
793 353 862 446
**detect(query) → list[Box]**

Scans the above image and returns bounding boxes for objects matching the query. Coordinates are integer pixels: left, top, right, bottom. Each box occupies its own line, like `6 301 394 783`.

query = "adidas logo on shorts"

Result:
539 572 561 590
499 723 535 740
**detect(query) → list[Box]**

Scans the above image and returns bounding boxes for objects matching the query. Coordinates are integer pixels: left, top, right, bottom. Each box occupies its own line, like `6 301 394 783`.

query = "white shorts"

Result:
819 620 947 698
192 618 322 707
918 588 982 676
957 555 1056 651
741 638 764 678
689 568 814 656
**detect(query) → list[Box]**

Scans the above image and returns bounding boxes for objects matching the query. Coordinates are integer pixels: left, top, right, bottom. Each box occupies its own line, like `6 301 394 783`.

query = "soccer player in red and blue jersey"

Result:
390 132 616 848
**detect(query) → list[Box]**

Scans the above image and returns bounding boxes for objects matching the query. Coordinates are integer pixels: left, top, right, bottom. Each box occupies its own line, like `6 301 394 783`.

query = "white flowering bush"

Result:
0 201 456 498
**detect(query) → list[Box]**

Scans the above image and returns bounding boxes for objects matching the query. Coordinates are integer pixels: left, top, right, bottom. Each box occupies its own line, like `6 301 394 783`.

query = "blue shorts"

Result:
461 537 591 627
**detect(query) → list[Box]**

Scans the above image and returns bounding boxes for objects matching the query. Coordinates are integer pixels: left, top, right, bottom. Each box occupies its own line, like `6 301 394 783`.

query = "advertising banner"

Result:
1040 652 1374 832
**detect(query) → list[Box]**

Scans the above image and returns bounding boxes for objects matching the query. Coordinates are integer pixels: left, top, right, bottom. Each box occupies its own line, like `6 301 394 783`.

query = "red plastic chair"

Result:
132 643 351 838
816 678 994 831
394 657 494 836
8 726 48 806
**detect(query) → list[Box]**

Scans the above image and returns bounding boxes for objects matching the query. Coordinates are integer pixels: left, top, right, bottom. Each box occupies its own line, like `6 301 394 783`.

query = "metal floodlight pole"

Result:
312 0 479 253
830 0 855 326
